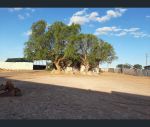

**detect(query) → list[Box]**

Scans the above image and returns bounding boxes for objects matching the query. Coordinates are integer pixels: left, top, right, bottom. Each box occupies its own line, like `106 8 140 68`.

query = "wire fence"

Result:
101 68 150 76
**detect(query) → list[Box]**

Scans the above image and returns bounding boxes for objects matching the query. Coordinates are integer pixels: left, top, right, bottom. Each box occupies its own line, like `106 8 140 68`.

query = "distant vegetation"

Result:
24 20 117 72
117 64 132 69
117 64 142 69
133 64 142 69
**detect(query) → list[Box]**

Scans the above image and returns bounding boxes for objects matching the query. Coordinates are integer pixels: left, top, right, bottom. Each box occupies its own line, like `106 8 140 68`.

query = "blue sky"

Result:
0 8 150 68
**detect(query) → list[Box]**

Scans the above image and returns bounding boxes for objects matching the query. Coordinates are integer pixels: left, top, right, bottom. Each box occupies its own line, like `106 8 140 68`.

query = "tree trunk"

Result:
54 61 61 71
54 56 65 71
81 56 90 73
85 63 89 73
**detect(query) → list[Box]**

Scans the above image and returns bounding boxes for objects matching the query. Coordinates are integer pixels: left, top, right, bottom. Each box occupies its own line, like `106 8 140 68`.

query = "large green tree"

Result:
68 34 117 72
24 20 50 60
47 22 81 71
76 34 100 72
98 41 118 64
24 20 117 72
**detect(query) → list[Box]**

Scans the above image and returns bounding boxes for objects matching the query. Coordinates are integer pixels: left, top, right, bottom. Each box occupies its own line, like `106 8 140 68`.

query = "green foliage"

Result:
75 34 99 66
65 34 118 71
93 41 117 65
123 64 132 69
133 64 142 69
116 64 124 69
24 20 117 71
64 42 79 60
117 64 132 69
46 22 81 70
24 20 50 60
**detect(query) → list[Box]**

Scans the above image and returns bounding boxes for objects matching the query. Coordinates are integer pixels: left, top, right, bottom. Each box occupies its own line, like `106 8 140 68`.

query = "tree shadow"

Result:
0 77 150 119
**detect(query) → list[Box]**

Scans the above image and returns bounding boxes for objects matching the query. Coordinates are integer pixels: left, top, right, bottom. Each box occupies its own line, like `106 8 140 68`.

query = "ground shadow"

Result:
0 77 150 119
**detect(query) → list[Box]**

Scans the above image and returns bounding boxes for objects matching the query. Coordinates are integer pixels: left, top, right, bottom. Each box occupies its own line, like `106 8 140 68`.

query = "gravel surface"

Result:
0 71 150 119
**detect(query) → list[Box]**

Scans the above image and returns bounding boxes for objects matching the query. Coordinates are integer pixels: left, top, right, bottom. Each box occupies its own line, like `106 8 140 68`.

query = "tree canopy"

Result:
133 64 142 69
24 20 117 72
24 20 50 60
117 63 132 69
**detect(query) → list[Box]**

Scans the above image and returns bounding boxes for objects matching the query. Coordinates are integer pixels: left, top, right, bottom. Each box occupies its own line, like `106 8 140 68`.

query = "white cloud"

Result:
26 8 35 12
88 12 99 21
96 8 127 22
94 26 119 35
74 8 88 16
68 8 127 25
9 8 23 12
130 31 150 38
8 8 35 20
123 28 140 32
115 32 127 36
24 30 32 36
8 8 35 12
68 8 90 25
146 15 150 18
94 26 150 38
69 16 89 25
25 13 31 17
18 14 25 20
13 8 23 11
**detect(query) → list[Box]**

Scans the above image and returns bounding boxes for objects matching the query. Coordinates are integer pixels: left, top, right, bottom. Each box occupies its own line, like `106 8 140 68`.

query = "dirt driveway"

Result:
0 71 150 119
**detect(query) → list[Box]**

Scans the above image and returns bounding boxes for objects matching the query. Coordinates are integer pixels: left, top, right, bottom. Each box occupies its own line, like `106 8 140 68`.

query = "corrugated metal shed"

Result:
33 60 51 66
